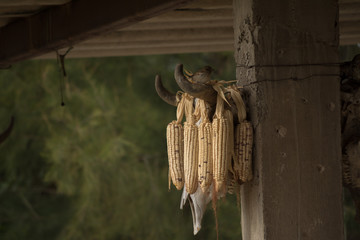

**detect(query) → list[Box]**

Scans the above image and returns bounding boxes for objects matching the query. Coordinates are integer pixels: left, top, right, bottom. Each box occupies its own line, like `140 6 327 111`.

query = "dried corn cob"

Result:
234 121 253 182
198 99 213 192
167 121 184 190
229 86 253 183
212 117 229 192
184 94 199 194
212 93 230 193
166 93 185 190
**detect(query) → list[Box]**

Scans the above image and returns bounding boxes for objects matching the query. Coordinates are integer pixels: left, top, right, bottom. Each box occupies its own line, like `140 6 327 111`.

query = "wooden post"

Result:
233 0 344 239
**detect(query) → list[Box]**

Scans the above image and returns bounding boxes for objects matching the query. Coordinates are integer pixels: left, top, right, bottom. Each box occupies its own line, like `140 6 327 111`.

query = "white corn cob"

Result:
198 121 213 192
183 94 199 194
212 115 229 193
166 92 186 190
211 86 233 194
166 121 184 190
184 122 199 194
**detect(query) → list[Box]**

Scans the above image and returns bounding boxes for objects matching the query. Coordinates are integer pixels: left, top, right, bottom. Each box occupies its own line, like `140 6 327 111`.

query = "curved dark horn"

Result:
155 75 177 106
174 64 217 104
0 116 14 144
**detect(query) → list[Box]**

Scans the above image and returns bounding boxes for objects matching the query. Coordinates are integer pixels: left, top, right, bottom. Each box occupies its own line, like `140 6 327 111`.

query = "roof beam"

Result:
84 27 234 43
0 0 71 7
124 19 233 30
37 44 233 59
0 0 193 68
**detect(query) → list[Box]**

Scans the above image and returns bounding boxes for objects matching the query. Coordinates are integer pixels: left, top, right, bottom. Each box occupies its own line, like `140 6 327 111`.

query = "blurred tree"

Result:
1 48 359 240
0 53 242 240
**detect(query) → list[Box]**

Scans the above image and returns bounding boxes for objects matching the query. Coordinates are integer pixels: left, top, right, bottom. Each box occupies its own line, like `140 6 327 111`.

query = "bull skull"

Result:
155 64 218 106
155 64 241 125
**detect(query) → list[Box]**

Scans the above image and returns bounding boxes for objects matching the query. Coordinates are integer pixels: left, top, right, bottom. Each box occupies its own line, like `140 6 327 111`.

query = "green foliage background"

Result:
0 53 240 240
0 49 359 239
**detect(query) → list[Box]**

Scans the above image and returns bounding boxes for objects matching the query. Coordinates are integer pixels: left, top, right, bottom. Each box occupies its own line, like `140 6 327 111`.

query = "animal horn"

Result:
0 116 14 144
155 75 177 106
174 64 217 104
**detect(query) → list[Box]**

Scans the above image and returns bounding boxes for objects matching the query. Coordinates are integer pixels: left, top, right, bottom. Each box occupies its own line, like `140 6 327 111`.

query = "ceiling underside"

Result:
0 0 359 60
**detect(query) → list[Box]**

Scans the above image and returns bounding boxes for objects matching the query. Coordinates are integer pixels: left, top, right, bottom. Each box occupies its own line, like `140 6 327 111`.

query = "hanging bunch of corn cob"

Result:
155 64 253 236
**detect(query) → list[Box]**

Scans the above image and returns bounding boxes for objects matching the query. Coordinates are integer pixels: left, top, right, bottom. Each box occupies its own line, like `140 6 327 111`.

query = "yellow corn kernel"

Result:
166 120 184 190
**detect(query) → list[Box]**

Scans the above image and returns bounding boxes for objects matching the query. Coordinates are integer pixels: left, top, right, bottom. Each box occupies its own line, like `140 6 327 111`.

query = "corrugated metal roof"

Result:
0 0 359 59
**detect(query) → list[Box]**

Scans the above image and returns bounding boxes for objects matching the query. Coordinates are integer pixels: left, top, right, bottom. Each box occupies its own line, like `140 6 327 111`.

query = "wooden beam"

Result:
145 8 233 23
340 34 360 45
0 0 193 67
0 18 12 27
0 0 71 7
233 0 344 239
182 0 232 9
74 38 233 50
84 28 234 43
339 1 360 14
36 44 233 58
339 13 360 22
340 20 360 34
123 19 233 31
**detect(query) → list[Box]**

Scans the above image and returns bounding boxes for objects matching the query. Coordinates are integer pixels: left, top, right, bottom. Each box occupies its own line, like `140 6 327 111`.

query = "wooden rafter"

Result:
0 0 193 68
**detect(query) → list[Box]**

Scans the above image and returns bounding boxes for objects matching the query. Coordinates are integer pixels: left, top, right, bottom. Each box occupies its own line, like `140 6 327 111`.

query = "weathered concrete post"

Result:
233 0 344 239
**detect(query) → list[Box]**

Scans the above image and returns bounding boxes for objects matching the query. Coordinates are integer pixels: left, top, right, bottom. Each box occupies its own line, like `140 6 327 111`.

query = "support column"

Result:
233 0 344 239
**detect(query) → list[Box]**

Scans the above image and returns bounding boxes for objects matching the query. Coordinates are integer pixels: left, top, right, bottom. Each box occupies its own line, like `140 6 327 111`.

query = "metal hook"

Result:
56 46 73 107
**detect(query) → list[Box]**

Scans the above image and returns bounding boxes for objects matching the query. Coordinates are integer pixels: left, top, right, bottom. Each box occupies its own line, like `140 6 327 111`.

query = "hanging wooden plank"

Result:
233 0 344 239
0 0 194 68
